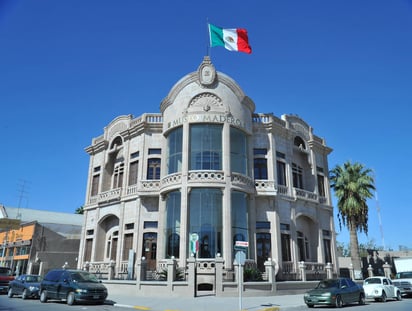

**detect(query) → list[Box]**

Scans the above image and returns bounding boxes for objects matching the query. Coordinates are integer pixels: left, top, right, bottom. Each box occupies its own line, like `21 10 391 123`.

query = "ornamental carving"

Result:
188 93 224 113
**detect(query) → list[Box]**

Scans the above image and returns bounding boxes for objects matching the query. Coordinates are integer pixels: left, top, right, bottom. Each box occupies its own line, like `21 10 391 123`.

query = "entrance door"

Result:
256 233 271 272
142 233 157 271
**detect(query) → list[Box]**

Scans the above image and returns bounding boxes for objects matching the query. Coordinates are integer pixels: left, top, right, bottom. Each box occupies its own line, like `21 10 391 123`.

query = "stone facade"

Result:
78 57 337 293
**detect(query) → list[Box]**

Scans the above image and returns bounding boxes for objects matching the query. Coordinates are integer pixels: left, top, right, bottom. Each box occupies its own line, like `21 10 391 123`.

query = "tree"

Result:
75 206 84 214
330 161 375 273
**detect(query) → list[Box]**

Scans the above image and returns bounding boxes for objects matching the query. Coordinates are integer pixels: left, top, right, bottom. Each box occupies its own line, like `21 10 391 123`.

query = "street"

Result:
0 295 124 311
287 297 412 311
2 294 412 311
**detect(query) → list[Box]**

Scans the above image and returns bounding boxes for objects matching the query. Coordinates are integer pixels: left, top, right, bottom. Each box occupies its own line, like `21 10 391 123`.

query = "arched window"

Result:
294 136 306 149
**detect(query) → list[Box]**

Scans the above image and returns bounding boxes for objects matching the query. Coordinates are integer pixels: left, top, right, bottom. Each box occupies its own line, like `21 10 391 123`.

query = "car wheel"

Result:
306 303 314 308
67 291 76 305
335 295 343 308
7 288 14 298
396 290 402 301
359 293 365 305
22 289 28 300
381 291 387 302
40 290 48 303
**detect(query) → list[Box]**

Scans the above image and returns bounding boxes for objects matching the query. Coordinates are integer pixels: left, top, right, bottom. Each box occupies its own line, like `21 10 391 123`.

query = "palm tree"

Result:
329 161 375 273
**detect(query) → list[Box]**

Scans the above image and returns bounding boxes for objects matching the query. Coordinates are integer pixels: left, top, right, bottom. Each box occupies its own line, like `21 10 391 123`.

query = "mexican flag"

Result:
208 23 252 54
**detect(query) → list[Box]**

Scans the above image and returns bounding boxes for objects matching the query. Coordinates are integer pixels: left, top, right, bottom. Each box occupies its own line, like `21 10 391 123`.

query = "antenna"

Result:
17 179 29 219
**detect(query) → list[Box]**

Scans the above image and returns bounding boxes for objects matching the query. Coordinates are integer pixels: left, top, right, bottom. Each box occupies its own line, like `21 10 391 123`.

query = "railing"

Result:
188 170 225 183
294 188 318 202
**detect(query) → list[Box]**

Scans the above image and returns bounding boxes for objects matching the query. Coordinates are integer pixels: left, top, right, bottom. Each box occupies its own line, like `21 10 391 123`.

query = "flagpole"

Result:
206 19 211 57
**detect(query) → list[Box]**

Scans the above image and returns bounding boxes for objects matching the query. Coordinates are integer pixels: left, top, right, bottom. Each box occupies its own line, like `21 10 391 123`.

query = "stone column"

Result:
187 256 196 297
325 262 333 279
367 264 373 277
383 262 392 279
167 258 177 289
215 255 224 295
299 261 306 281
349 263 355 280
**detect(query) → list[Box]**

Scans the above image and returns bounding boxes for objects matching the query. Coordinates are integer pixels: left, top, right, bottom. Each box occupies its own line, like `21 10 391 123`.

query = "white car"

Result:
363 276 402 302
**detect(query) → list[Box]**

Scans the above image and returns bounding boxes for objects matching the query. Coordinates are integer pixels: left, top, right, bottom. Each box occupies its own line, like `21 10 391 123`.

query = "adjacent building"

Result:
0 205 83 275
78 56 337 283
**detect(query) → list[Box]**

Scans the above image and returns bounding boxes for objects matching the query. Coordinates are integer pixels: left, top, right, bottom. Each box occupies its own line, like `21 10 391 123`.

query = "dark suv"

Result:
39 269 107 305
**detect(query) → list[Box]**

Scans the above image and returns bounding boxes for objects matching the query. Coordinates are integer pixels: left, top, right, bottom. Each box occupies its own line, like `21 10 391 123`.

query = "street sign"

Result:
235 250 246 265
234 240 248 251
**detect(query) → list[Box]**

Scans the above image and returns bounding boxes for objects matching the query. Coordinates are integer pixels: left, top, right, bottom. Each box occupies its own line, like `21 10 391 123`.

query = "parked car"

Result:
363 276 402 302
0 267 14 294
39 269 108 305
303 277 365 308
7 274 42 299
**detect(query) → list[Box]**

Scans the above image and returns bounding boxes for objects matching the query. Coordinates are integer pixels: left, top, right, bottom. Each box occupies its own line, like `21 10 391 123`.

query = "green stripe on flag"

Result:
209 24 224 47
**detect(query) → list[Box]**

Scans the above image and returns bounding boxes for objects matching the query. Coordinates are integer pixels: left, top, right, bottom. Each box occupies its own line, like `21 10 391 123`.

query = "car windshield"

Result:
364 278 381 284
26 275 42 282
397 272 412 279
316 280 339 289
70 271 100 283
0 267 12 276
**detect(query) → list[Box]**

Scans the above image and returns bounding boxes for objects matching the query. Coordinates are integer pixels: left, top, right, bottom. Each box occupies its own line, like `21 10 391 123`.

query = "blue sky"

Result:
1 0 411 250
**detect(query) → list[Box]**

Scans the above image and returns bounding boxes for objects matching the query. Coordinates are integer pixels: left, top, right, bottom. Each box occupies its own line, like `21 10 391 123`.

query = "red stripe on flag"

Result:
236 28 252 54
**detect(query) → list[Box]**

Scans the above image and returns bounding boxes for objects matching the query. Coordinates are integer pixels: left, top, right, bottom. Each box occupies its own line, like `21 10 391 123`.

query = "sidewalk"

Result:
107 291 306 311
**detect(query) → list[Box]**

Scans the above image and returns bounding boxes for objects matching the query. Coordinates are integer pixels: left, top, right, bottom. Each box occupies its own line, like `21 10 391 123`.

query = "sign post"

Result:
234 241 248 311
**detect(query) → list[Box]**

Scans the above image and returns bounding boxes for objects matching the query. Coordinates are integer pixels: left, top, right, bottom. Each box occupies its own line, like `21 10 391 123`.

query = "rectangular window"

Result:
84 239 93 262
254 148 267 155
148 148 161 155
91 175 100 196
167 127 183 174
292 163 303 189
231 127 248 175
190 124 222 170
254 158 268 179
280 223 290 231
128 161 139 186
122 233 133 261
147 158 161 179
144 221 158 229
276 161 286 185
131 151 139 159
86 229 94 236
93 166 101 173
256 221 271 229
276 151 285 159
113 163 124 188
318 174 326 197
323 239 332 263
281 233 291 261
125 223 134 230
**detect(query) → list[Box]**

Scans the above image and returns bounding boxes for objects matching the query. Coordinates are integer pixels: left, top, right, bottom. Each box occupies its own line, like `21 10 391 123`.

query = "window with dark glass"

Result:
190 124 222 170
277 161 286 186
91 175 100 196
292 163 303 189
323 238 332 263
167 127 183 174
231 191 249 251
256 221 271 230
144 221 158 229
147 158 161 179
129 161 139 186
297 231 309 261
294 136 306 149
113 162 124 188
189 188 222 258
254 148 267 179
122 233 133 261
318 174 326 197
84 239 92 262
148 148 161 155
231 127 248 175
254 158 268 179
165 191 181 258
281 233 291 261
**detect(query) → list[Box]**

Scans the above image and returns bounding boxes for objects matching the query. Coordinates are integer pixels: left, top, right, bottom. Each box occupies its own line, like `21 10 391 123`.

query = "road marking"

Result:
133 306 151 310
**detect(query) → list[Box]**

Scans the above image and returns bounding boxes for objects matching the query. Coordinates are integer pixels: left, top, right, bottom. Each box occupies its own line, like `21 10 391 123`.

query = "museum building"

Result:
78 56 337 283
